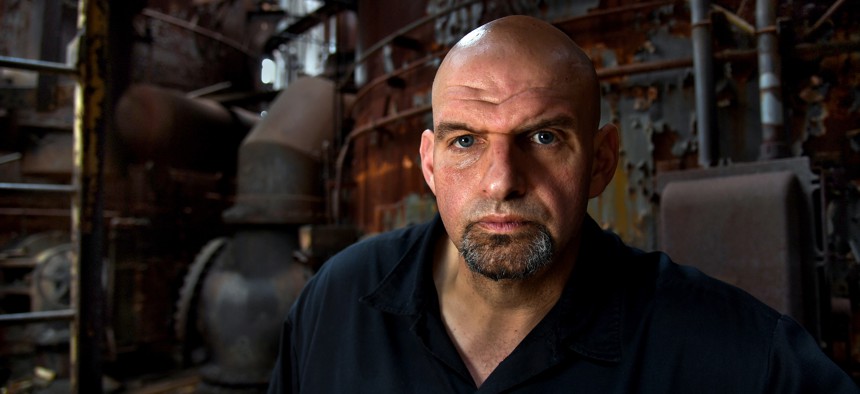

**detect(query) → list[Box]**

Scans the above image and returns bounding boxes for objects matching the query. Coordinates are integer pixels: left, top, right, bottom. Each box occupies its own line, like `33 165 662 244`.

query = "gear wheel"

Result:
174 237 228 365
32 243 74 311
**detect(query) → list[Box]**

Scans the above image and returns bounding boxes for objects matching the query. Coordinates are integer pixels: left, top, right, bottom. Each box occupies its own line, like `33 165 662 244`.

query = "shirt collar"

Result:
552 215 624 362
358 214 443 316
360 213 623 363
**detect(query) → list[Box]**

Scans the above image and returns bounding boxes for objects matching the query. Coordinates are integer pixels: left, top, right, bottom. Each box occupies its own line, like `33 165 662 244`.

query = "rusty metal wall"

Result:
345 0 860 246
130 0 256 92
346 0 700 238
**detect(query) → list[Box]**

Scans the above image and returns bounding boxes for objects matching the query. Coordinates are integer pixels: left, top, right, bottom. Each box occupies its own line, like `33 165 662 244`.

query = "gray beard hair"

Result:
460 222 554 281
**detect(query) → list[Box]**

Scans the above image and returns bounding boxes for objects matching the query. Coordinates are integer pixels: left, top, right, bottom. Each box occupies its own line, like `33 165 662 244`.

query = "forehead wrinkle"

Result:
441 84 568 106
435 88 581 138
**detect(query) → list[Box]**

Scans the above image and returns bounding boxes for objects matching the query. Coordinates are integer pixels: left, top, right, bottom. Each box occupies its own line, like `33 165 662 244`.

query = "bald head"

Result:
432 15 600 131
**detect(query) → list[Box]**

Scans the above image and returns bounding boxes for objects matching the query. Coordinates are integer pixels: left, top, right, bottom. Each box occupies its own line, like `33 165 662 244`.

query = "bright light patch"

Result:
261 58 276 84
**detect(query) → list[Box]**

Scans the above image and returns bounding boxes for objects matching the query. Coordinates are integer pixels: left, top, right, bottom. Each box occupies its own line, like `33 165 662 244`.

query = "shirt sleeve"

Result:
267 318 297 394
765 315 859 393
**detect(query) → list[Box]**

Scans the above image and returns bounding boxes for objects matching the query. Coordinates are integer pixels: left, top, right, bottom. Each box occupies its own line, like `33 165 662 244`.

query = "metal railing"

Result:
0 0 108 392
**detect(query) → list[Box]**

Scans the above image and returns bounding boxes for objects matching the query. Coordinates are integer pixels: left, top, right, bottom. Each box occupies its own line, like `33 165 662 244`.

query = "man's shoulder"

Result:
624 248 783 340
662 256 778 318
293 218 435 312
319 219 433 279
580 222 781 331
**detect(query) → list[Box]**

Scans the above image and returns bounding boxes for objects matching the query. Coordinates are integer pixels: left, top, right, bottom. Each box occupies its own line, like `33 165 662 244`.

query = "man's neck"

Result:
432 235 578 387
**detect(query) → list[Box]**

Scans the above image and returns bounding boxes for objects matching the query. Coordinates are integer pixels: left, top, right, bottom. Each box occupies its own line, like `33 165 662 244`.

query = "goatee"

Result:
460 222 554 281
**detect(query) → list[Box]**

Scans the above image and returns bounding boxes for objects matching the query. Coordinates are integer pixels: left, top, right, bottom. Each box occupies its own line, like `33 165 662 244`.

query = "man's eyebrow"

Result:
433 115 579 140
514 115 578 135
434 122 476 140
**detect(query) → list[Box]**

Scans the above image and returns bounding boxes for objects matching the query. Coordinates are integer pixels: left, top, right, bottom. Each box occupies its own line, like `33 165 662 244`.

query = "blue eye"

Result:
455 135 475 148
532 131 556 145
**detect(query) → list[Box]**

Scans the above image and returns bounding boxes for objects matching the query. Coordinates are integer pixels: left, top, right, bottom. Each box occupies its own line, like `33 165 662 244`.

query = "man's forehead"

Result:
438 84 570 105
433 43 594 101
430 16 600 132
433 87 581 133
433 53 588 110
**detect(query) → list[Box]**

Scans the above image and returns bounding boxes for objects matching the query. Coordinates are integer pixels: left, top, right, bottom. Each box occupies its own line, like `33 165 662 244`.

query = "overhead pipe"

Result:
0 309 75 324
140 8 255 58
351 50 449 117
691 0 719 167
551 0 682 25
756 0 786 160
711 4 755 35
0 182 76 193
0 55 77 75
804 0 847 39
340 0 482 88
115 84 258 173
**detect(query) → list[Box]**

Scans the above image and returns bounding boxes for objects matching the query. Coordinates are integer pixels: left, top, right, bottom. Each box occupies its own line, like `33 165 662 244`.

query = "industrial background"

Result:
0 0 858 392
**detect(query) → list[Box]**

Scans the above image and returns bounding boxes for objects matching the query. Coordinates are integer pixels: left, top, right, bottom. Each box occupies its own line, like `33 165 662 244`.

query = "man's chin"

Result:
460 223 554 281
470 264 539 282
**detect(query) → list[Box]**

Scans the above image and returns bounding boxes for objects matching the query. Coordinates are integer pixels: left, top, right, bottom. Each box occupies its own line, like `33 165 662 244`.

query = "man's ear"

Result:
588 123 620 198
419 129 437 195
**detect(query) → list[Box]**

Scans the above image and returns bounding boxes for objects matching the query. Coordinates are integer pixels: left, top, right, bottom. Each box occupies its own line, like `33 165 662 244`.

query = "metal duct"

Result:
186 76 338 391
691 0 718 167
223 77 337 224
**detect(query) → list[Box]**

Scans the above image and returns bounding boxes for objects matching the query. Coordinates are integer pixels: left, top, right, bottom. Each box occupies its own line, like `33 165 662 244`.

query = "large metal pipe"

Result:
194 77 337 390
115 84 258 172
757 0 786 159
222 77 337 224
691 0 719 167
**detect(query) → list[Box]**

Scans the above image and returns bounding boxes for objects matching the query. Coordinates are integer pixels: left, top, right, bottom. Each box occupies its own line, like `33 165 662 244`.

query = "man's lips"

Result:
474 216 534 233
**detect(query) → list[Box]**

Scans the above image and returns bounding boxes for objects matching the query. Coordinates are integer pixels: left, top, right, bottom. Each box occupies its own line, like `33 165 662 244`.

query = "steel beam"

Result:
72 0 108 392
0 55 77 75
0 182 76 193
0 309 76 325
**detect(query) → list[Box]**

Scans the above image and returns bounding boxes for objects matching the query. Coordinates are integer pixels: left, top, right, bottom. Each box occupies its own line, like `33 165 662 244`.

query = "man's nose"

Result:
480 140 526 201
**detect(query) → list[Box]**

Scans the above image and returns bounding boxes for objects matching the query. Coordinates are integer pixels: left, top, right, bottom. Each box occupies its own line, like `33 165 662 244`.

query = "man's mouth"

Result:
474 215 533 233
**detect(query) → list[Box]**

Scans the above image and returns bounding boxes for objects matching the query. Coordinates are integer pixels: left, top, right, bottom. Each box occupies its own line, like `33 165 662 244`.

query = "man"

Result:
268 15 857 393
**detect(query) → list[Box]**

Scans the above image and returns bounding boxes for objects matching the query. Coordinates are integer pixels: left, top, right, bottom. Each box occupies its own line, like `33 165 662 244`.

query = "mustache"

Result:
465 199 549 222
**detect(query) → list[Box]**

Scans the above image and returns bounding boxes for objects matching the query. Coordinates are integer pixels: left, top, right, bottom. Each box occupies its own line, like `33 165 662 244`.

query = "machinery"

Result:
0 0 858 391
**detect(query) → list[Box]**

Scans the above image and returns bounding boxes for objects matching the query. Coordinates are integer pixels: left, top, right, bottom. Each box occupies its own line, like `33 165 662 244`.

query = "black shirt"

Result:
268 215 858 393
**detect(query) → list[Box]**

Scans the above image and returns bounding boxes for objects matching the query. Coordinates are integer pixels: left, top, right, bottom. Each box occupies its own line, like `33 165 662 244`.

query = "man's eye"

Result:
454 135 475 148
532 131 556 145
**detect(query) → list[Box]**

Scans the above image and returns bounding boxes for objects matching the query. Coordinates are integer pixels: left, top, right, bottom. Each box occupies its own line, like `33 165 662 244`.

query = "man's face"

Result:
421 47 605 281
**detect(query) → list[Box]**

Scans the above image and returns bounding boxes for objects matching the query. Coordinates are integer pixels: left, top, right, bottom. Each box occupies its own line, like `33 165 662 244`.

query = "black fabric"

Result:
268 214 858 393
